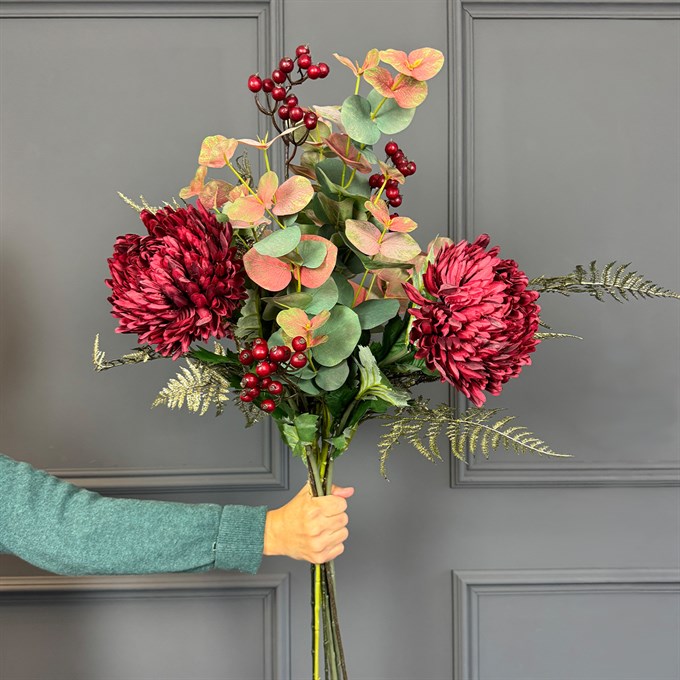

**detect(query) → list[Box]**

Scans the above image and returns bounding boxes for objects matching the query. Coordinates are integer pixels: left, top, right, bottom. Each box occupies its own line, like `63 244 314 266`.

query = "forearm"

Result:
0 455 265 576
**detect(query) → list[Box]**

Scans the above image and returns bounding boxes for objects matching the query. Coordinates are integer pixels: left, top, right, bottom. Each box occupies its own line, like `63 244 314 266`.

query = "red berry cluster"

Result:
368 141 417 208
247 45 329 132
238 336 309 412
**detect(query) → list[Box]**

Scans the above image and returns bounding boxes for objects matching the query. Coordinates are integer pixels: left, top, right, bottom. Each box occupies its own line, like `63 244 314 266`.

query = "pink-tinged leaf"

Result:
179 166 207 200
379 48 445 82
325 133 373 174
257 171 279 207
276 308 311 338
333 53 360 76
289 163 317 181
237 126 301 150
427 235 455 259
379 232 421 261
272 175 314 215
363 67 396 99
225 194 266 224
364 199 391 227
309 309 331 331
393 77 428 108
313 106 345 132
243 248 291 291
378 160 405 184
389 215 418 233
198 136 238 168
349 280 369 306
299 235 338 288
345 219 381 256
362 49 381 72
198 180 233 210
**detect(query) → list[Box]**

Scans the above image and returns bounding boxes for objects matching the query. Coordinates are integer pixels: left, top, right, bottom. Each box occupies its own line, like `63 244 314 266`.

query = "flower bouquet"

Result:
94 44 679 679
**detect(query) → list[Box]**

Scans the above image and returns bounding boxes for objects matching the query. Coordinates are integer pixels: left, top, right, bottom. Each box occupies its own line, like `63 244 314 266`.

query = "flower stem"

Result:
314 563 322 680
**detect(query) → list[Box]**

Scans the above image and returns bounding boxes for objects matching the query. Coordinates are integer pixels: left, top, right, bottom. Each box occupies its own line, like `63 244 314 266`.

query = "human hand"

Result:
263 483 354 564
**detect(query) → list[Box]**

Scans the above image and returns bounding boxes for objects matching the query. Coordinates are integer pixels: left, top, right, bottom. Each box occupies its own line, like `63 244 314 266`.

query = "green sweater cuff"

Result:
215 504 267 574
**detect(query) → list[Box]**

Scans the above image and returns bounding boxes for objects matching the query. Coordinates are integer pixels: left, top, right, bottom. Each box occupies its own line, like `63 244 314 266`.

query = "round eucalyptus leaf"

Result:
314 360 350 391
332 273 355 307
304 277 339 315
368 89 416 135
253 225 301 257
340 95 381 145
297 240 327 269
354 298 401 329
297 378 322 396
312 305 362 367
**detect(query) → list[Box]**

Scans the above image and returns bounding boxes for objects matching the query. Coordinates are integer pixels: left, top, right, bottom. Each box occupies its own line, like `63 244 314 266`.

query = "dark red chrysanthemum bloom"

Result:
106 203 247 358
404 234 541 406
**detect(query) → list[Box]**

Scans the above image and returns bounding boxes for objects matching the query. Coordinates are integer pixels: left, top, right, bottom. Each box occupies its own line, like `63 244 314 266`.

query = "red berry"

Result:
279 57 295 73
252 344 269 360
318 62 330 78
289 106 304 122
304 112 318 130
271 86 286 101
253 338 267 345
390 212 400 219
241 373 259 389
406 161 417 175
246 387 261 399
397 161 409 174
269 346 287 363
298 53 312 69
262 78 275 93
285 95 298 108
238 349 254 365
385 141 399 156
248 75 263 92
392 150 405 163
266 361 279 374
292 336 307 351
385 186 400 200
307 64 321 79
272 69 286 84
256 361 272 377
240 392 254 403
389 195 402 207
268 380 283 396
386 178 398 189
289 352 308 369
277 105 290 120
369 173 384 189
260 376 272 389
279 346 292 362
295 44 310 57
260 399 276 413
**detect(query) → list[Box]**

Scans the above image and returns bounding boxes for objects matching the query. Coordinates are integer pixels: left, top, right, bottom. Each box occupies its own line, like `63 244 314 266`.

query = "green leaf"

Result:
354 299 401 329
253 225 301 257
304 277 339 315
340 95 381 145
368 89 416 135
235 288 262 342
189 346 239 366
315 158 371 200
261 292 313 309
311 305 362 367
355 345 410 406
295 413 320 442
315 360 350 391
297 240 326 268
298 379 322 396
309 193 334 224
374 314 409 362
332 273 355 307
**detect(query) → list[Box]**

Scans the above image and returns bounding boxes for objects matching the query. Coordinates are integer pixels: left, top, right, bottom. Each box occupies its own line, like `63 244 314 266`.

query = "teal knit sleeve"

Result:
0 454 266 576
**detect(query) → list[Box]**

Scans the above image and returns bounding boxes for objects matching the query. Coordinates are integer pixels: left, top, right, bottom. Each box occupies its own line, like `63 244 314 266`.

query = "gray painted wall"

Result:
1 1 679 679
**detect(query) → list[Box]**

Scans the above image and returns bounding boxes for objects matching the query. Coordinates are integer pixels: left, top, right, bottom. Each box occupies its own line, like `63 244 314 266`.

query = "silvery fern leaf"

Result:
378 398 569 478
355 346 410 407
530 261 680 302
152 360 231 416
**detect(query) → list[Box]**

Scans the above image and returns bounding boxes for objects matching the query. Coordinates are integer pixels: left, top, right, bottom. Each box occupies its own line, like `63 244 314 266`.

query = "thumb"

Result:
331 485 355 499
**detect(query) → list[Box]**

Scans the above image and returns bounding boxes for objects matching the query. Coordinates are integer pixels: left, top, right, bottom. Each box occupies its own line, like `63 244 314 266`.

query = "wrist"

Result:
263 509 282 556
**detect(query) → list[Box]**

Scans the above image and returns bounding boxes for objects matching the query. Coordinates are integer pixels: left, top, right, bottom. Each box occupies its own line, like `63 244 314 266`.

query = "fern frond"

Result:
236 398 263 427
152 359 230 416
378 398 569 477
530 261 680 302
93 334 161 372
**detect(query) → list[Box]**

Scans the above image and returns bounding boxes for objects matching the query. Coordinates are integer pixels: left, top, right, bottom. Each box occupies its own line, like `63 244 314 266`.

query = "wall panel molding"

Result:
0 0 287 493
447 0 680 487
452 568 680 680
0 572 291 679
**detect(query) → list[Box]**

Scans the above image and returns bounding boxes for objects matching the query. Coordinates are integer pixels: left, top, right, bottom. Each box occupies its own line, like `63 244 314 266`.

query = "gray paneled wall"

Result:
2 0 679 678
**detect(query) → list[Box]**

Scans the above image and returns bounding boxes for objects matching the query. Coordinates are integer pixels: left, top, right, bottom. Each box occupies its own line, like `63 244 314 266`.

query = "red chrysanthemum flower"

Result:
404 234 541 406
106 203 247 358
